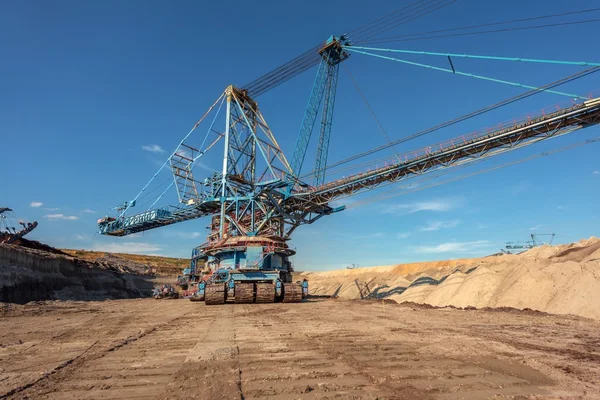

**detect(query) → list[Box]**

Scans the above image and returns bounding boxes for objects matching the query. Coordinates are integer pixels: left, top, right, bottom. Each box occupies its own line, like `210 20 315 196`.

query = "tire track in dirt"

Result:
335 303 559 398
0 340 99 399
232 302 396 399
3 298 600 399
160 303 243 400
6 302 202 399
233 300 559 399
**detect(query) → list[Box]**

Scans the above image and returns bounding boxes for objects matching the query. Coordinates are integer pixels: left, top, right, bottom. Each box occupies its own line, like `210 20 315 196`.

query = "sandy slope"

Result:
304 237 600 320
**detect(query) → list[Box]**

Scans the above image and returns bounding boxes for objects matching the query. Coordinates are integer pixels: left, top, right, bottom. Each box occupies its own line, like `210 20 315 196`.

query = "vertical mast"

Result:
220 86 233 238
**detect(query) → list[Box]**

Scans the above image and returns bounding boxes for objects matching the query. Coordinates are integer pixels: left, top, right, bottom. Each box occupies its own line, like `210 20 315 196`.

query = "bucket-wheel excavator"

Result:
97 20 600 305
0 208 38 245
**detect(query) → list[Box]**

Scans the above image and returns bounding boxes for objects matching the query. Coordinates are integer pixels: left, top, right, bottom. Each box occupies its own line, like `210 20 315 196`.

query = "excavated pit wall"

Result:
0 244 154 303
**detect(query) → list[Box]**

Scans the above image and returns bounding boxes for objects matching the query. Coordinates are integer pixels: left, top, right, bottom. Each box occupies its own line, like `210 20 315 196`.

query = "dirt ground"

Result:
1 298 600 400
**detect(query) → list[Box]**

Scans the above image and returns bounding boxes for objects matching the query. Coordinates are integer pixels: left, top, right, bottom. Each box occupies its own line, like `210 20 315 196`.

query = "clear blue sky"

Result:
2 0 600 270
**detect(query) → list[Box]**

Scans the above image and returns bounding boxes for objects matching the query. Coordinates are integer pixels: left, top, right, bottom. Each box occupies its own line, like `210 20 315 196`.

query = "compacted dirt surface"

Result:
1 298 600 400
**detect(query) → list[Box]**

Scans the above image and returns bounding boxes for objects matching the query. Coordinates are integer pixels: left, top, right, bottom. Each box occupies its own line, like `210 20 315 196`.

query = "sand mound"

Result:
306 238 600 320
551 238 600 263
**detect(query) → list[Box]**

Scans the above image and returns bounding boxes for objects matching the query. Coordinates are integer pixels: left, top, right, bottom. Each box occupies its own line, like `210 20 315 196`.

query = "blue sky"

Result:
2 0 600 270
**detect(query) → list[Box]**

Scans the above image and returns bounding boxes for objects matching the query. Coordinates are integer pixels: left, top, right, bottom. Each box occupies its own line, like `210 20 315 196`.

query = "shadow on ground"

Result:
362 266 479 300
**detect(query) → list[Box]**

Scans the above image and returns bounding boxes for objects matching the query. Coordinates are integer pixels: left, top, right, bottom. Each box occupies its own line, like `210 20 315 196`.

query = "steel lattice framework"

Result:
98 93 600 239
97 34 600 276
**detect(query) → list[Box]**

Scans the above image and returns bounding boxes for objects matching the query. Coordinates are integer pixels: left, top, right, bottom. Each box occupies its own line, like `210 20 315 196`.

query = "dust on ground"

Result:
1 298 600 399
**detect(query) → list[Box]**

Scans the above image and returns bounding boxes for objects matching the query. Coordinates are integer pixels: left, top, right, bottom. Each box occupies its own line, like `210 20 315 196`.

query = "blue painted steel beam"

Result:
314 62 340 186
290 36 351 179
346 48 586 99
290 57 329 177
295 98 600 204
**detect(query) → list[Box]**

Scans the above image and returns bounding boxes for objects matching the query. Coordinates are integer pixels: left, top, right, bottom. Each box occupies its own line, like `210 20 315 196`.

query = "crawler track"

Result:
255 283 275 303
205 284 225 305
234 283 254 304
282 283 303 303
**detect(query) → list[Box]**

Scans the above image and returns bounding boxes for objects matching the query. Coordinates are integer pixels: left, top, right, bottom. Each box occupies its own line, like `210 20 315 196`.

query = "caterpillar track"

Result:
205 285 225 305
282 283 303 303
198 281 306 305
234 283 255 304
256 283 276 303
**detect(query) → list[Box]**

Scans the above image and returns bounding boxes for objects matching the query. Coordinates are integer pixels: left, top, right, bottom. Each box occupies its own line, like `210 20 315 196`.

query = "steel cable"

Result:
348 0 427 36
357 7 600 43
309 67 600 175
242 0 456 96
352 0 456 43
347 136 600 209
361 19 600 44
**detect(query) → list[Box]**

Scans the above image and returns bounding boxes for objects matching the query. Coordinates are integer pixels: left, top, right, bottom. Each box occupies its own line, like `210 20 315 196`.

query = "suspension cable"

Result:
241 0 457 97
357 7 600 43
146 95 226 211
348 136 600 209
347 48 586 99
352 0 456 43
346 46 600 67
301 67 600 177
121 92 225 217
360 19 600 44
348 0 428 36
344 65 401 160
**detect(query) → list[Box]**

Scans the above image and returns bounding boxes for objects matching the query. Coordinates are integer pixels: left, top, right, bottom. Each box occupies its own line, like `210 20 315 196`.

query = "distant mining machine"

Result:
503 233 556 254
0 207 38 244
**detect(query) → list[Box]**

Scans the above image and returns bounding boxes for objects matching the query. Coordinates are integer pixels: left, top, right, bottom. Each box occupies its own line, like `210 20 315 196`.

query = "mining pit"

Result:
1 239 600 399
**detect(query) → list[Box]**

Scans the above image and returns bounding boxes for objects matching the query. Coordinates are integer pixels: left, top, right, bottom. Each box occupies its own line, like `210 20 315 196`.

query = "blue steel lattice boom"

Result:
98 34 600 305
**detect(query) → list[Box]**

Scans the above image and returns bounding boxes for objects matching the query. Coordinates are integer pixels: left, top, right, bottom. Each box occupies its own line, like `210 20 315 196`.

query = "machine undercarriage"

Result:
191 236 307 305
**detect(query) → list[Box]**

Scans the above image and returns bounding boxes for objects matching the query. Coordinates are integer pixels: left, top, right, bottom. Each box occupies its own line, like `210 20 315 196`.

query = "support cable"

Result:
240 7 600 96
243 47 321 96
241 0 455 97
135 176 176 211
357 7 600 42
245 51 321 96
300 66 600 177
119 92 225 217
360 18 600 44
348 136 600 209
344 65 401 160
346 48 586 99
348 0 428 36
147 95 226 211
352 0 456 43
244 47 317 87
345 46 600 67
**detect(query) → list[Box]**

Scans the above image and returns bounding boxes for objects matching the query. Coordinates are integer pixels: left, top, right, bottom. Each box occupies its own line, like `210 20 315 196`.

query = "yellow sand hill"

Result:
304 237 600 320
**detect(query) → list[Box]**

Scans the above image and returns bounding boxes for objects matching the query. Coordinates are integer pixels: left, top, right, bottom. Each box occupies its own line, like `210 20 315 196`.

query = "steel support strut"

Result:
314 61 340 186
290 58 329 177
290 36 350 179
220 87 233 238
